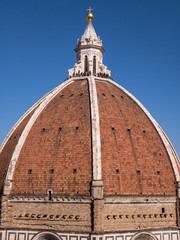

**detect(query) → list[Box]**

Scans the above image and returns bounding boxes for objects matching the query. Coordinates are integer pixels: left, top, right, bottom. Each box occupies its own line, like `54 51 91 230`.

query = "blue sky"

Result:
0 0 180 157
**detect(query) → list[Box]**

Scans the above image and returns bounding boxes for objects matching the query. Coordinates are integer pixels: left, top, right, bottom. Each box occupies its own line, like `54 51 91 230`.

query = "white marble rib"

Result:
88 76 102 180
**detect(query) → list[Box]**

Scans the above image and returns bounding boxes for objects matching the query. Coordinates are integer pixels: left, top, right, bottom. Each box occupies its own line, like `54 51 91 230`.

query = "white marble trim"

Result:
88 76 102 180
1 229 179 240
3 79 74 195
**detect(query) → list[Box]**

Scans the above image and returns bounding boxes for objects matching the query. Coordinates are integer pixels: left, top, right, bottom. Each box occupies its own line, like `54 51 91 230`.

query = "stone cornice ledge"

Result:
8 195 92 203
104 195 177 204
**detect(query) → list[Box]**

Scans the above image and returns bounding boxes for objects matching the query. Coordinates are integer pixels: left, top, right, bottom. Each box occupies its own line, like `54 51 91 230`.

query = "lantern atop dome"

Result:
68 8 111 78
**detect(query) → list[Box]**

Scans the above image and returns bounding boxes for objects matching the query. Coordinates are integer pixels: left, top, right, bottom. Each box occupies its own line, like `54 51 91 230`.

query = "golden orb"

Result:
86 12 94 22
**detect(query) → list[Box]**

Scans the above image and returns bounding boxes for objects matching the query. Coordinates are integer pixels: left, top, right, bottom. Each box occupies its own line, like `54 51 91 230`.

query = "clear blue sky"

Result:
0 0 180 157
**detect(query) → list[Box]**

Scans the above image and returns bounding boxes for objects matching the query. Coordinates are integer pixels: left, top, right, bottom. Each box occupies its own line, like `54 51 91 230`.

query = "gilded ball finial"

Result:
86 7 94 22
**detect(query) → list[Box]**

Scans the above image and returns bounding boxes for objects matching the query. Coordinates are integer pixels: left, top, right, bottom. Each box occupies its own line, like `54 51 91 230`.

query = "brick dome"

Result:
0 77 179 197
0 11 180 239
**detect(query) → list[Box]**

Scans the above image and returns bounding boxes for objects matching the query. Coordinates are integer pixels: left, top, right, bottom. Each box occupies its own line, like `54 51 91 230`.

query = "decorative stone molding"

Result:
14 213 83 221
8 195 92 203
104 195 176 204
91 180 103 199
105 213 174 221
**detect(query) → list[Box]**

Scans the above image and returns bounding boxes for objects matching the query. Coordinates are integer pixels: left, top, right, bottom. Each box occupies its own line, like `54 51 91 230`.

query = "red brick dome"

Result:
1 11 180 238
0 77 179 197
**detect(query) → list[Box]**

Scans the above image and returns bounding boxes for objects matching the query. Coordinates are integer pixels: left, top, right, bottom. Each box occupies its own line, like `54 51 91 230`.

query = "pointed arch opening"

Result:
84 55 89 72
93 56 96 75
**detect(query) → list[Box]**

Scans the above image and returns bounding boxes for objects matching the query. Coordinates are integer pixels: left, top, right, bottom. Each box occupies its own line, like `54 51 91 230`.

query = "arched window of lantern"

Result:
93 56 96 74
84 55 89 72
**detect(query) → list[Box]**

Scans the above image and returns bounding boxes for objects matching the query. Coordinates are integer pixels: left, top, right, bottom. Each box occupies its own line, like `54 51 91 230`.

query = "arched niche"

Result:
131 232 157 240
84 55 89 72
32 232 62 240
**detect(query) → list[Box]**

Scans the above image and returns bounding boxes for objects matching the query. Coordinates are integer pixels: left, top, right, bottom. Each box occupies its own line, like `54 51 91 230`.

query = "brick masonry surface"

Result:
0 108 37 192
11 80 92 195
103 202 176 231
3 201 91 232
1 79 177 196
1 195 177 233
96 80 176 195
